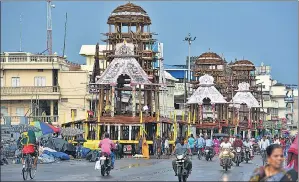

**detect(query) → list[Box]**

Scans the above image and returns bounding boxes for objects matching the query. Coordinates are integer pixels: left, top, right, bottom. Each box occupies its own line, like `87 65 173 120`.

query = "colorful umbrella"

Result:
30 121 60 137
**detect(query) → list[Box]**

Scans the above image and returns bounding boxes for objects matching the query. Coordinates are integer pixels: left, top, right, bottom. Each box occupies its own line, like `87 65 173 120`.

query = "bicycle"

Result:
22 153 37 180
261 149 267 166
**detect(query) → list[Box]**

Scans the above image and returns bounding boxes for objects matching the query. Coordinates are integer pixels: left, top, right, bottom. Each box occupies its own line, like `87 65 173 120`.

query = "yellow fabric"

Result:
142 138 149 159
219 151 234 159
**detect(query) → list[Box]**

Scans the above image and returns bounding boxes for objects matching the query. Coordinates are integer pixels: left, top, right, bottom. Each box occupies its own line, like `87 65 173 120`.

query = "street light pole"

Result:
256 82 264 136
184 33 196 83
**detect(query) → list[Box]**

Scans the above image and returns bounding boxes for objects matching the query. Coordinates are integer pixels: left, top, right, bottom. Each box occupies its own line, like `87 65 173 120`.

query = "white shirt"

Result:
259 139 270 150
273 139 281 145
243 141 252 148
220 142 232 149
229 138 235 144
164 139 169 148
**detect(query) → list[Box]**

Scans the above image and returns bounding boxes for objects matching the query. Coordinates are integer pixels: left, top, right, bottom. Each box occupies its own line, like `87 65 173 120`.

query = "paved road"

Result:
1 155 263 181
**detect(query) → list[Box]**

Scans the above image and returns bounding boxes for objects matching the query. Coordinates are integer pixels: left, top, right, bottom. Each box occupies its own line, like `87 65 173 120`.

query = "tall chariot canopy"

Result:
187 74 227 105
96 41 152 85
230 82 260 108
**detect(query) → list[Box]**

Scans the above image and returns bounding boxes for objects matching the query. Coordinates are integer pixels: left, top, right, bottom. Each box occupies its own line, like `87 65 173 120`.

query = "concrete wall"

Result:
1 100 31 116
256 75 272 92
58 71 89 124
159 81 176 117
2 69 53 87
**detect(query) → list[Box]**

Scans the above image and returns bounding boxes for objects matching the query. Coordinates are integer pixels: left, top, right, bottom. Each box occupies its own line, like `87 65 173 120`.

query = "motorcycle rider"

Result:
243 138 253 159
232 135 244 162
172 137 192 176
219 137 234 166
205 136 214 155
196 135 205 154
99 133 116 169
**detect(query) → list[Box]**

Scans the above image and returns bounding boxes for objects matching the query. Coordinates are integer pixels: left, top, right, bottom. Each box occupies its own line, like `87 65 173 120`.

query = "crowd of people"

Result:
169 133 298 181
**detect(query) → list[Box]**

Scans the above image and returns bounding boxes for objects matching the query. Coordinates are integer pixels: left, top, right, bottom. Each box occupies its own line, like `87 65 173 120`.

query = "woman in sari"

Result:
286 135 298 173
142 137 149 159
213 137 220 155
249 144 297 182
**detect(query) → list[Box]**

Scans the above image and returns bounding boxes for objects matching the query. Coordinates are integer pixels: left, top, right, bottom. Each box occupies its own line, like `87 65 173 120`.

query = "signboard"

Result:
89 83 100 93
174 83 185 96
123 144 132 154
284 97 294 103
271 116 279 120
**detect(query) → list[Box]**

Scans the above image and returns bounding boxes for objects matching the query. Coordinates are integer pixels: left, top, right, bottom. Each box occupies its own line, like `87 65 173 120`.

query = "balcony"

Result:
1 86 60 100
1 54 69 70
1 115 59 125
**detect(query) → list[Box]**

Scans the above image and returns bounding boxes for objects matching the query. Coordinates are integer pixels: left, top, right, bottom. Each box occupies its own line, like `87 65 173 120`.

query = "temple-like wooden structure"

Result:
191 50 263 137
87 3 173 145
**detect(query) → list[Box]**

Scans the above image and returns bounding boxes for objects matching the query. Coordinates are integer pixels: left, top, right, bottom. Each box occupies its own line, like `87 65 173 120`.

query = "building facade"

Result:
0 52 86 126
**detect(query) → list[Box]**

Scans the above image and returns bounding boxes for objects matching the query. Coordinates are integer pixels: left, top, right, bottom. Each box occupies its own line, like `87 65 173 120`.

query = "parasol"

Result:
30 121 60 137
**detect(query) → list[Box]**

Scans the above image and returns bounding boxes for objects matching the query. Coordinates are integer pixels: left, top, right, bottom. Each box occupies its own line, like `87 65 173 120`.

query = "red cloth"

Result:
288 135 298 155
288 135 298 172
22 145 35 154
233 139 243 148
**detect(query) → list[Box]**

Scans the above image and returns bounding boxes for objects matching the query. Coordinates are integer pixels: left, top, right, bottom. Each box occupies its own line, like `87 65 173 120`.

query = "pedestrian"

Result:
142 137 149 159
213 137 220 155
138 135 143 154
164 137 169 157
188 134 195 155
249 144 297 181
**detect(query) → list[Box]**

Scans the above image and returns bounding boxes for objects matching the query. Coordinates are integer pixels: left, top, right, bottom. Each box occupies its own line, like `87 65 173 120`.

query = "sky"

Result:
2 1 298 84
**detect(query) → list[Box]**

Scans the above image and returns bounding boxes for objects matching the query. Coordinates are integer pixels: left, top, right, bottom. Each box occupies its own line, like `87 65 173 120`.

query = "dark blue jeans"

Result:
110 152 115 167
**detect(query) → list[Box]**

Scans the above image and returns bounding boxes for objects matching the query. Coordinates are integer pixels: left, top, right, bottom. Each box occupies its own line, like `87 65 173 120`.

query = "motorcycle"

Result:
221 149 232 171
234 147 242 166
244 147 250 163
99 152 111 176
204 147 214 161
175 153 189 182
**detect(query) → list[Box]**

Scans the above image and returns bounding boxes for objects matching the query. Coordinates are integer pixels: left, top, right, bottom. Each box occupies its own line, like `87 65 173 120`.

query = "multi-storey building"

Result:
0 52 87 126
255 63 279 135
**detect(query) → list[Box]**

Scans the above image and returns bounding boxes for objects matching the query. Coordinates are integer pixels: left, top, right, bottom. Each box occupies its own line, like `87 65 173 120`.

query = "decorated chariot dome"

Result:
231 59 255 71
187 74 227 104
229 82 260 108
108 2 151 25
96 40 152 85
195 51 224 65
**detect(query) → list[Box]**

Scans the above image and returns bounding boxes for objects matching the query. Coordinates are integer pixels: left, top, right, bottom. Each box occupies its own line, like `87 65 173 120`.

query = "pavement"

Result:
1 155 263 181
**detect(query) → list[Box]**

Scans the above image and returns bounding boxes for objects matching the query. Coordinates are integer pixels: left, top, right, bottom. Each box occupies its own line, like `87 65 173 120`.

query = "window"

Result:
61 98 68 102
34 76 46 86
71 109 77 118
16 108 24 116
11 77 20 87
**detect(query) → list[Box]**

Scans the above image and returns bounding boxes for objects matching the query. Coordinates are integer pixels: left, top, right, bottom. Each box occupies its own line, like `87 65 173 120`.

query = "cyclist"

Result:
21 130 38 169
259 136 270 163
